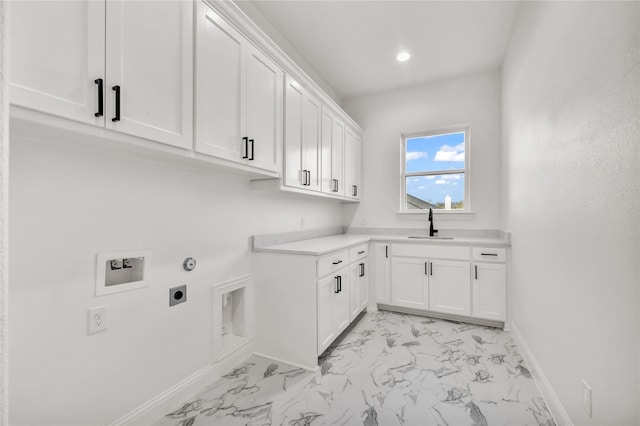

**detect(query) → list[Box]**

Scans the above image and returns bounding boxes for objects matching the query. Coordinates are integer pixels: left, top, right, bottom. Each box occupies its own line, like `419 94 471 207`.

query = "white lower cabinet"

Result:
317 268 350 355
375 242 507 325
472 247 507 321
349 250 369 320
391 256 429 309
373 243 391 304
429 259 471 316
253 244 368 370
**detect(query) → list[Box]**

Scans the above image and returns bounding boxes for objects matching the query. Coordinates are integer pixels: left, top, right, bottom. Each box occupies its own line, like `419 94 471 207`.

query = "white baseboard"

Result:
253 351 319 373
110 341 254 426
510 321 573 426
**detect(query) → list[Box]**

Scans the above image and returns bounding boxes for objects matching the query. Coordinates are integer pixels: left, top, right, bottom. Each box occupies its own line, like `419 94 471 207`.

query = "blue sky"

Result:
406 132 465 205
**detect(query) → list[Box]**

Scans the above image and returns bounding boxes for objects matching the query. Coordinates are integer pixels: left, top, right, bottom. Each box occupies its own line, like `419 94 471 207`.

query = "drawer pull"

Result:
481 253 498 256
332 260 343 265
357 250 365 255
94 78 104 117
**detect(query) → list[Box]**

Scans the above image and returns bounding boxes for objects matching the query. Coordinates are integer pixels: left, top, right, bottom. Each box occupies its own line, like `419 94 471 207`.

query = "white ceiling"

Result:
249 1 520 100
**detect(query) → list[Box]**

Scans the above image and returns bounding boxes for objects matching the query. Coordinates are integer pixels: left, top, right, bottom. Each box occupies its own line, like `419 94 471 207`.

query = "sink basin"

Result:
407 236 454 240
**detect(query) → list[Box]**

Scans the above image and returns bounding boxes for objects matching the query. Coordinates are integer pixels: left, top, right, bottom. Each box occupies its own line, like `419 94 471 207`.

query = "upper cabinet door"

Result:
105 0 193 149
345 127 362 199
320 109 345 195
9 0 105 125
284 76 304 188
245 45 282 173
302 93 322 192
195 3 245 161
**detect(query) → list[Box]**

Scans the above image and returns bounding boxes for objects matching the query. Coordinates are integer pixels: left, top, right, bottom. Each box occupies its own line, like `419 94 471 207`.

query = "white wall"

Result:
8 136 342 425
502 2 639 424
342 69 502 230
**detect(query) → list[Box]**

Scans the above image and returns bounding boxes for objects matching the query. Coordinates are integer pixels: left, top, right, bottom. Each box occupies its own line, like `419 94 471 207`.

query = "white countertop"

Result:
254 233 509 256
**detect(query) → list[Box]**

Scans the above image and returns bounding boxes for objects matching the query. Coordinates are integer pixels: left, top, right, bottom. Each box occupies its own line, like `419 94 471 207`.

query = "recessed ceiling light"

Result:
396 52 411 62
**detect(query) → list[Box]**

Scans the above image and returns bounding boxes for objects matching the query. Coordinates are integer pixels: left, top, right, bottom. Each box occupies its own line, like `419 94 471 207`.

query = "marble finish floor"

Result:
154 310 555 426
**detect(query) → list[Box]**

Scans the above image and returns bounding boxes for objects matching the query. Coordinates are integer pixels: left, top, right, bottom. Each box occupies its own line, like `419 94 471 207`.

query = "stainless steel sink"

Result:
407 236 454 240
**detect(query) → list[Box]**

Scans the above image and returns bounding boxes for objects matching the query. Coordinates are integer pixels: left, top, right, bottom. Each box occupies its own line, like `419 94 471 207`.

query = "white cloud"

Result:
435 179 446 185
418 185 426 190
434 143 465 162
406 151 428 161
442 174 462 180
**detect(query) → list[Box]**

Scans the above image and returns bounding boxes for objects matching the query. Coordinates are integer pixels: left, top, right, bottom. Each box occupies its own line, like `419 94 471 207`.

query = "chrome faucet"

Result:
428 208 438 237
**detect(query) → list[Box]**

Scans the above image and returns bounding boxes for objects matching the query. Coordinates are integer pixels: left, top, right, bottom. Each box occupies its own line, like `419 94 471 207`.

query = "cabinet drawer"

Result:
349 244 368 262
391 244 470 260
317 249 349 278
472 247 506 263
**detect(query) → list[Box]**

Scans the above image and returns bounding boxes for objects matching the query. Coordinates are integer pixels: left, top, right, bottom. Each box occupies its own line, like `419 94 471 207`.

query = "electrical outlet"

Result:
582 380 592 418
88 305 109 334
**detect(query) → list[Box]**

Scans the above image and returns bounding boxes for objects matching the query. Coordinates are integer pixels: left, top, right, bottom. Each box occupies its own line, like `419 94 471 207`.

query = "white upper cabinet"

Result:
9 0 193 149
245 45 282 173
9 0 105 126
321 109 345 196
195 3 282 173
284 76 321 191
195 5 244 162
105 0 193 148
345 127 362 200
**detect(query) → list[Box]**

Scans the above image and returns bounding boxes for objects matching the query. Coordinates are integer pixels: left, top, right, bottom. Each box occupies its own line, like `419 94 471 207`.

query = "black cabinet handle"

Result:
481 253 498 256
430 262 433 276
94 78 103 117
338 275 342 292
306 170 311 186
475 265 478 280
334 276 339 293
352 185 358 196
332 260 343 265
359 263 365 277
358 250 365 255
332 179 338 192
112 85 121 122
425 262 428 275
242 137 248 159
249 139 254 160
385 245 388 258
301 170 307 186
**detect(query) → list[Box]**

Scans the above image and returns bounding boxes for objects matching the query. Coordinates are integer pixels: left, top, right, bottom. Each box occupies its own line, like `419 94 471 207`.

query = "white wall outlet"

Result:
88 305 109 334
582 380 592 417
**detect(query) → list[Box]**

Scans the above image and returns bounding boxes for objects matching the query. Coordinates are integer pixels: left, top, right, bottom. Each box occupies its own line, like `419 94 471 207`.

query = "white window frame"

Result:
399 125 471 215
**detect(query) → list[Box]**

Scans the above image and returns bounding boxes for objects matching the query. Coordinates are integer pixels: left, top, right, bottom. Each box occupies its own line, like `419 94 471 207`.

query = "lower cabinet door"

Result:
317 274 337 355
429 259 471 316
349 262 360 321
358 259 369 311
473 262 506 321
391 256 429 309
334 269 351 334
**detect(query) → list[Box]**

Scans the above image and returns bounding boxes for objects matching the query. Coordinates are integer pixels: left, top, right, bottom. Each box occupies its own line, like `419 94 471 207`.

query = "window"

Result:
401 127 468 211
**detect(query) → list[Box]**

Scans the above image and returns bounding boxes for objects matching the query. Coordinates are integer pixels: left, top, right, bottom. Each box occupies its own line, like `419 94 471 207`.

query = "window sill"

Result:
396 210 475 219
